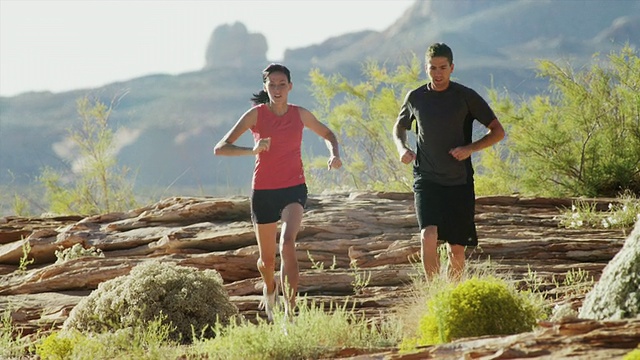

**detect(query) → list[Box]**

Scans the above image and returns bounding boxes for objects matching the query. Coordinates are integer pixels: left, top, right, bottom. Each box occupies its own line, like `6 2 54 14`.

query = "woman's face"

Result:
264 71 292 104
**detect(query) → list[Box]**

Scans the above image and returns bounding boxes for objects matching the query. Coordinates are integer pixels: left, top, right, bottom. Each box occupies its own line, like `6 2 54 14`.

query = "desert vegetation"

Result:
306 46 640 199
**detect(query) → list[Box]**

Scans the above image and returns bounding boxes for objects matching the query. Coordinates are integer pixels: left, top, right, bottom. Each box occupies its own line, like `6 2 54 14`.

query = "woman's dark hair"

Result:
250 63 292 105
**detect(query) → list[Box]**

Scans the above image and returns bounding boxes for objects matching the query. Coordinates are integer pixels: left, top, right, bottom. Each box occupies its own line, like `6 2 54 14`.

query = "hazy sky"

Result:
0 0 414 97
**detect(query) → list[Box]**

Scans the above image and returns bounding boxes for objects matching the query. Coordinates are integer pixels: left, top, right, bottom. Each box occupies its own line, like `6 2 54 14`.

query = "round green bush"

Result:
416 276 541 345
62 261 238 343
623 348 640 360
36 331 81 360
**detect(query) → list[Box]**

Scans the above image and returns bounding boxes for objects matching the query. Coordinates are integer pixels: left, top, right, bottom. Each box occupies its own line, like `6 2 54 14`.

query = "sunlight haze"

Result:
0 0 414 97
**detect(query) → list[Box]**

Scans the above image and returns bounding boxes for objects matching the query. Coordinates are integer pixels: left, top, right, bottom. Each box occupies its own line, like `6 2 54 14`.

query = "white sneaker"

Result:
259 280 279 322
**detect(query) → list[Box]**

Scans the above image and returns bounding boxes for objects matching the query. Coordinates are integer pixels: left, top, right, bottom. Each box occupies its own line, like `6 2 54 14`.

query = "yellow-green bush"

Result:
36 319 183 360
36 330 83 360
62 261 238 343
624 348 640 360
409 277 542 346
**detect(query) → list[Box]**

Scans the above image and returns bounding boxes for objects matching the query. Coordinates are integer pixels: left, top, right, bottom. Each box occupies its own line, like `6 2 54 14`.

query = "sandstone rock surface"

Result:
1 192 638 359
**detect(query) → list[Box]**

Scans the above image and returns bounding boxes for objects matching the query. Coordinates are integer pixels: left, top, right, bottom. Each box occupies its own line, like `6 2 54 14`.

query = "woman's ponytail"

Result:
250 90 270 105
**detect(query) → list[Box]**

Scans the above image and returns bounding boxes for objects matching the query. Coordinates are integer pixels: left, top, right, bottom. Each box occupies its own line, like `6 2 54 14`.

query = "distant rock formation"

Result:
594 15 640 44
204 22 267 70
284 31 375 68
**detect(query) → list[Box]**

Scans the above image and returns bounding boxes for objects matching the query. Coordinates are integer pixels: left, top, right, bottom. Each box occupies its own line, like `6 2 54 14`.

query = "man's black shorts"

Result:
413 174 478 246
251 183 308 224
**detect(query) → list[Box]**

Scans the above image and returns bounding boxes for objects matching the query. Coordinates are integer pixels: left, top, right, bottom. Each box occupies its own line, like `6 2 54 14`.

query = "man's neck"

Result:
428 81 450 92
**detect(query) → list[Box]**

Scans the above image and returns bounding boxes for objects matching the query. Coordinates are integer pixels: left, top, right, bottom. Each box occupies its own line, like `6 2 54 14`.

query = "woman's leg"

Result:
279 202 304 316
255 222 279 296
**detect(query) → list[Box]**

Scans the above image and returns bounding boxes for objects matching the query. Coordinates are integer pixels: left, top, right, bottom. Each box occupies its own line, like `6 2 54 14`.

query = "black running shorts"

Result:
413 174 478 246
251 183 308 224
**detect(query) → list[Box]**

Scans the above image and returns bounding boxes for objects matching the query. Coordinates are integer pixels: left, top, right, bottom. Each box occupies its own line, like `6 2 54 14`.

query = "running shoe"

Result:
259 280 279 322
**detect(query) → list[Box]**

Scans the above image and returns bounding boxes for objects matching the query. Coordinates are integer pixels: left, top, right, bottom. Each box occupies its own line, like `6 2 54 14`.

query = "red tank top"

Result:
250 104 305 190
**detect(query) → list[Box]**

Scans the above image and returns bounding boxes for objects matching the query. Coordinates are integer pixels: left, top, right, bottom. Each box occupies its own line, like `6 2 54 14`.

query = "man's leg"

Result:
279 202 304 317
447 243 465 281
421 225 440 280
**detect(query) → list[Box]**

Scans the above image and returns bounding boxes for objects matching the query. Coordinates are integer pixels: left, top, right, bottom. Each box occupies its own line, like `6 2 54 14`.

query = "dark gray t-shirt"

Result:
396 81 496 186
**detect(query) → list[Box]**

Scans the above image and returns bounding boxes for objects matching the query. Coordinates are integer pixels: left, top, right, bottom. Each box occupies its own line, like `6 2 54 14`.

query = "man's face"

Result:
426 56 454 91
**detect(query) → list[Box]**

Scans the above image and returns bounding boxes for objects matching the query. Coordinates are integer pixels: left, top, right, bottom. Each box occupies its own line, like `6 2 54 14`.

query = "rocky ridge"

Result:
1 192 638 359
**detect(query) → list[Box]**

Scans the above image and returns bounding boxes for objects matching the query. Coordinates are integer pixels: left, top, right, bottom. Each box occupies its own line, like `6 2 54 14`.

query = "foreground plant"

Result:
559 193 640 229
0 310 30 359
401 275 546 350
36 318 182 360
188 297 400 360
63 261 238 343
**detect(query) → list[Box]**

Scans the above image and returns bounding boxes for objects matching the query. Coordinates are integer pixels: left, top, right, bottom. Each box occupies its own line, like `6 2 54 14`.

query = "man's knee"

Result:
448 244 466 260
421 226 438 246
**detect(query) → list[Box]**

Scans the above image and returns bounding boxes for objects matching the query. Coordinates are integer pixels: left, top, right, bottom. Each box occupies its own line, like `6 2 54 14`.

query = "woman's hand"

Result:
253 137 271 154
328 155 342 170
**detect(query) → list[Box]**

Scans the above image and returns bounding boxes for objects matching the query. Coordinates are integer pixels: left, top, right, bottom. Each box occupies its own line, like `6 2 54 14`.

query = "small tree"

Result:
40 94 137 215
477 45 640 197
307 56 424 192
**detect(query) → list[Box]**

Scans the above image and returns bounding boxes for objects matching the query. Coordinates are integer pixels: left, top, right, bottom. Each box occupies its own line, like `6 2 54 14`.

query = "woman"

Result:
214 63 342 321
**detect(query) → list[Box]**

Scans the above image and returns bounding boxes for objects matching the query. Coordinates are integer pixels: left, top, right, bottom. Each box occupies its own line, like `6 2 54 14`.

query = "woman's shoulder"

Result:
290 105 316 125
289 104 309 116
239 105 261 128
253 103 267 111
248 103 267 118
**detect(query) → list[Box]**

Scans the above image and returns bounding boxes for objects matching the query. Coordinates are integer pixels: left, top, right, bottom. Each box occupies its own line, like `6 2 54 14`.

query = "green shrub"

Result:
409 277 542 346
192 297 399 360
62 261 238 343
36 330 83 360
36 318 182 360
478 46 640 197
40 95 137 215
559 193 640 229
1 310 30 359
307 57 423 192
55 243 104 263
624 348 640 360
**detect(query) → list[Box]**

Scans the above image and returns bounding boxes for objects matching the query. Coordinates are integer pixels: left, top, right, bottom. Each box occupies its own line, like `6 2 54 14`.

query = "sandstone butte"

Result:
1 192 639 359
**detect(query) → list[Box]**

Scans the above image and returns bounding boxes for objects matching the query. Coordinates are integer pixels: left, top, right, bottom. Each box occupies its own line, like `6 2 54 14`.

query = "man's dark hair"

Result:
251 63 292 105
426 43 453 65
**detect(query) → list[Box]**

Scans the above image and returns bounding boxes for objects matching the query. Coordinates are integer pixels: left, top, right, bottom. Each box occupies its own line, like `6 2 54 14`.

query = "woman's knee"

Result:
257 257 275 272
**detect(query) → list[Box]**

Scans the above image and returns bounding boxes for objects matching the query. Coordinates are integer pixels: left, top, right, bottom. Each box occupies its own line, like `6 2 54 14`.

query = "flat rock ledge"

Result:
1 192 638 359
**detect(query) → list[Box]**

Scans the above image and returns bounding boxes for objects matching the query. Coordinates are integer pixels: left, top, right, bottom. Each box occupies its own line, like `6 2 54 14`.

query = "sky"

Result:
0 0 414 97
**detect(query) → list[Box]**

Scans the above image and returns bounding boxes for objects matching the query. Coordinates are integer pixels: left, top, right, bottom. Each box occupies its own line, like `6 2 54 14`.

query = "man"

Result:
393 43 505 281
